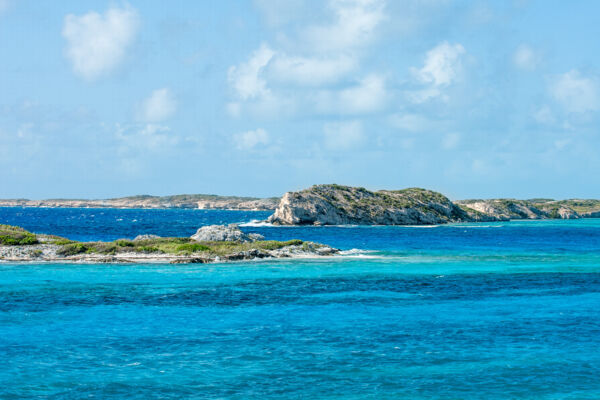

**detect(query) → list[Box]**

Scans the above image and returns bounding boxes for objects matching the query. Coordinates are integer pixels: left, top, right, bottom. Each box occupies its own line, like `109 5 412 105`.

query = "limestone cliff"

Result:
268 185 470 225
456 198 600 221
268 185 600 226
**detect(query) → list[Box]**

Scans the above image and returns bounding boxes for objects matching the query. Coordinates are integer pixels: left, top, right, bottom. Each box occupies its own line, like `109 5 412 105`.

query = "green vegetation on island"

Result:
0 224 39 245
0 224 333 263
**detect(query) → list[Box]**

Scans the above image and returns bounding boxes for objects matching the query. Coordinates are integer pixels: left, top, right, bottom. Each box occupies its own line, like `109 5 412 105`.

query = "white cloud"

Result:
137 88 177 122
323 120 364 150
316 74 387 114
304 0 386 52
513 44 539 71
115 123 178 152
62 5 139 80
228 0 388 119
413 41 466 86
338 74 387 113
406 41 465 104
228 44 274 100
269 54 357 85
549 70 600 113
233 128 270 150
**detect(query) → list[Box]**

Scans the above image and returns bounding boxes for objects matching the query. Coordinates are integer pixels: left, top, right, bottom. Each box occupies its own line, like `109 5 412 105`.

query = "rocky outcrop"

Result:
268 185 471 225
456 199 592 221
457 200 545 221
134 234 160 241
190 224 264 242
197 198 279 210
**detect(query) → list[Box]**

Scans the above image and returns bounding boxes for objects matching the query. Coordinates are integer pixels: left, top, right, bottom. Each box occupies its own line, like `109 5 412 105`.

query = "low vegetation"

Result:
1 224 307 258
0 224 38 245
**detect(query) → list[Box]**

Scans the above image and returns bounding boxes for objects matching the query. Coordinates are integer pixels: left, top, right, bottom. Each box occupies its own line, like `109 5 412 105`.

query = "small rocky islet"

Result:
0 224 338 264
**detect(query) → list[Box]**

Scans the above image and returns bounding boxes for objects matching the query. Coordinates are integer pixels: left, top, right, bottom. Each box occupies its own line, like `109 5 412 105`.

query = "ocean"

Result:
1 207 600 399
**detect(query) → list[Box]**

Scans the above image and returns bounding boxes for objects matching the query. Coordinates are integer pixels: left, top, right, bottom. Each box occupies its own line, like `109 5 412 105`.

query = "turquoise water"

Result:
1 208 600 398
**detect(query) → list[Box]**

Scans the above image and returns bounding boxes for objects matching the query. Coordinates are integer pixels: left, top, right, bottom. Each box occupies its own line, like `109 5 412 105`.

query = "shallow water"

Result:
1 208 600 398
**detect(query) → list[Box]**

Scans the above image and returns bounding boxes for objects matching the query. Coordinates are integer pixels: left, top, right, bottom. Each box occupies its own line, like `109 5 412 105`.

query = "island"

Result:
267 184 600 225
0 224 338 263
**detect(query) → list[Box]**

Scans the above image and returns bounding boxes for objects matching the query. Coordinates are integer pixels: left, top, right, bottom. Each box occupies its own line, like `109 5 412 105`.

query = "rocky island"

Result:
268 185 469 225
0 224 338 264
267 184 600 225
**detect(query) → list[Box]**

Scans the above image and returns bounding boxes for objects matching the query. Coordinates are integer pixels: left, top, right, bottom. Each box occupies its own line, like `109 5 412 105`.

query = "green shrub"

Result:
53 239 76 245
57 243 89 256
256 239 303 250
134 246 162 253
175 243 211 253
0 225 38 245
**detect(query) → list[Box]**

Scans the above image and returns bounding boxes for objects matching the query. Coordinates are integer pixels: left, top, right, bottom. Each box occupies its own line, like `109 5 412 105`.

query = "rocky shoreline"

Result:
0 224 338 264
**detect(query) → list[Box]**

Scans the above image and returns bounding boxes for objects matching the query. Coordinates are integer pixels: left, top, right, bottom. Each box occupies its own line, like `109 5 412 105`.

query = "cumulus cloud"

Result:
323 120 364 150
316 74 387 114
115 124 179 152
228 0 389 118
549 70 600 113
413 41 465 86
228 44 274 100
269 54 357 86
407 41 465 103
513 44 539 71
115 123 178 152
233 128 270 150
62 5 139 80
137 88 177 122
304 0 386 52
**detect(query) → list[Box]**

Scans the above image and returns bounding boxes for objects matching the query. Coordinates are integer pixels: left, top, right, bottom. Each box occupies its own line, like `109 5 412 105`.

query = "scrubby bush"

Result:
0 225 38 245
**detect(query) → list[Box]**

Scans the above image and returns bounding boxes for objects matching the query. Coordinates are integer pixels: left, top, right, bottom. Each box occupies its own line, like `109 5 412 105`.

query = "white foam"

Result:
239 220 274 227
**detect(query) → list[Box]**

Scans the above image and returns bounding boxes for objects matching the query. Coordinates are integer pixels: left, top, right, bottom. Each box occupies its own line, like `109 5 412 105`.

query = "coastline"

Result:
0 244 338 264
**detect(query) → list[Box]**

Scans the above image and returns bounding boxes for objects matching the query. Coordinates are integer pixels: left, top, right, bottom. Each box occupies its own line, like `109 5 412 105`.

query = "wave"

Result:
338 249 383 258
239 220 273 227
450 224 504 228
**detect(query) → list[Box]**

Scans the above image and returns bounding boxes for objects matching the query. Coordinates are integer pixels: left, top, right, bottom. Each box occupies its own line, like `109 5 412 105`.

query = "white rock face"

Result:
557 206 579 219
134 234 160 241
190 224 264 242
268 185 470 226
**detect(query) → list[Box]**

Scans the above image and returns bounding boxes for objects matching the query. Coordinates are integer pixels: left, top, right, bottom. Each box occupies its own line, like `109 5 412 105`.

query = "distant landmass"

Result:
2 185 600 224
0 194 280 210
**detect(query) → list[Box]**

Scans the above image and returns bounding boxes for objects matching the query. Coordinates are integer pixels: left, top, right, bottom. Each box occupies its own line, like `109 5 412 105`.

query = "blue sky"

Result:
1 0 599 199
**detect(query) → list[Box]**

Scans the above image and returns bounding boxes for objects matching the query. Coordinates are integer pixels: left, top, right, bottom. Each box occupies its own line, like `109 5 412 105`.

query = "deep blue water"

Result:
2 207 600 399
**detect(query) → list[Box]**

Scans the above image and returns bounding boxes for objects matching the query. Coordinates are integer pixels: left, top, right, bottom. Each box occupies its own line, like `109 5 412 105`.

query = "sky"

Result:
1 0 600 200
